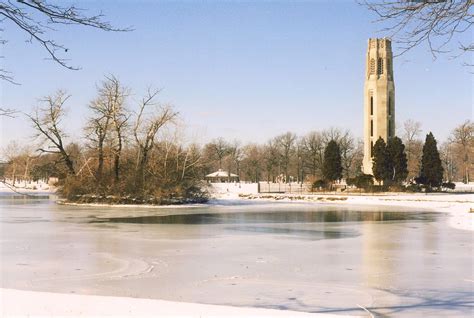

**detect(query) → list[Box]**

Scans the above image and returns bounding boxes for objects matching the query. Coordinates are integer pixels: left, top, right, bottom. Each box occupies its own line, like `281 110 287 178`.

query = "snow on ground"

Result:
0 180 55 194
346 193 474 232
0 288 354 317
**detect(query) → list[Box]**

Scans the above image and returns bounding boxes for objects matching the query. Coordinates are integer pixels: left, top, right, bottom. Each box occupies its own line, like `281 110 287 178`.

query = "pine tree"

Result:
323 140 342 182
386 136 408 183
420 132 444 187
372 137 388 183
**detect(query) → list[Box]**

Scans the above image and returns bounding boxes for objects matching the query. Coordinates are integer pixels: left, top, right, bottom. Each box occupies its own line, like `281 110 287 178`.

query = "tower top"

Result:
367 38 392 51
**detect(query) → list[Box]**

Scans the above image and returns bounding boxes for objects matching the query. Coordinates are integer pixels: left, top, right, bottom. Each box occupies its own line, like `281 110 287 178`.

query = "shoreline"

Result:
0 288 353 317
2 187 473 231
56 192 474 232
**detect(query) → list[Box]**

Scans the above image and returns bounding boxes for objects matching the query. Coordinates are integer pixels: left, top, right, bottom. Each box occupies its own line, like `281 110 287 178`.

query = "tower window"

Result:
370 59 375 74
370 140 374 157
388 96 392 116
370 120 373 137
370 96 373 115
388 121 392 137
377 58 384 75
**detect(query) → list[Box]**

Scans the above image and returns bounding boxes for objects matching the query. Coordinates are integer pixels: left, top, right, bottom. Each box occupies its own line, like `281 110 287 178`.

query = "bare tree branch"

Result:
0 0 132 82
27 90 75 175
0 107 18 117
360 0 473 60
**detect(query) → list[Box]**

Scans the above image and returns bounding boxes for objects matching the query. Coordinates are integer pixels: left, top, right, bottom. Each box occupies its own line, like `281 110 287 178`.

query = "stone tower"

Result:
362 38 395 175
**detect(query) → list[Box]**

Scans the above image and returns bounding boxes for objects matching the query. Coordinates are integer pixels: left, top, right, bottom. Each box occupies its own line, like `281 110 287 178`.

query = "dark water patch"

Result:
0 193 51 200
91 210 437 225
225 225 359 240
3 219 50 224
0 194 52 206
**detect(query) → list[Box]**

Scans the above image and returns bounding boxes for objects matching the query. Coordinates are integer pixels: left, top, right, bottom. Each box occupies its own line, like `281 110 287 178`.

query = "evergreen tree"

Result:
420 132 444 187
386 136 408 183
372 137 388 183
323 140 342 182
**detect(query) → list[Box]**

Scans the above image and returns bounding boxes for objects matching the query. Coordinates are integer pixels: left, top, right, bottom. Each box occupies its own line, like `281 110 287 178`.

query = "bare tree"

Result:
262 140 279 182
349 139 365 178
0 0 129 82
28 90 75 175
361 1 473 60
322 128 356 178
179 143 202 181
403 119 423 179
206 138 230 170
274 132 296 183
85 97 111 180
241 143 262 182
301 131 325 179
98 76 129 181
440 141 456 182
450 120 474 183
227 141 243 178
2 141 23 185
133 89 178 188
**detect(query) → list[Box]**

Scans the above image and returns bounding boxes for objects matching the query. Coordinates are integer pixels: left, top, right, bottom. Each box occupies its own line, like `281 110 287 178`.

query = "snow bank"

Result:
209 182 259 195
0 288 352 317
0 180 55 194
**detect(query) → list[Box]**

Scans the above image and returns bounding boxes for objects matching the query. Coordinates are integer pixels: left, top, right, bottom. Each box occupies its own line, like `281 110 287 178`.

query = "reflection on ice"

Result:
93 210 437 225
224 225 358 240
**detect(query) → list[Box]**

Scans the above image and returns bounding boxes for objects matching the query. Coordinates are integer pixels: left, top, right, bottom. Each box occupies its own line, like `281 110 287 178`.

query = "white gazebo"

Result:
205 169 239 183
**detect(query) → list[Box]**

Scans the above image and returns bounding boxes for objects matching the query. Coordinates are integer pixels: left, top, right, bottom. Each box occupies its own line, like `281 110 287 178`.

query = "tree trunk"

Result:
113 135 122 182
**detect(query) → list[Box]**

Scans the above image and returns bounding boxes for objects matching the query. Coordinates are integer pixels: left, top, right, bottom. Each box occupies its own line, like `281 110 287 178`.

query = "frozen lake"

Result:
1 194 473 317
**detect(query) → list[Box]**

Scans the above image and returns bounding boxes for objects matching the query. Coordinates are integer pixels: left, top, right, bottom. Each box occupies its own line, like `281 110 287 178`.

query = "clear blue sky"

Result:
1 0 471 150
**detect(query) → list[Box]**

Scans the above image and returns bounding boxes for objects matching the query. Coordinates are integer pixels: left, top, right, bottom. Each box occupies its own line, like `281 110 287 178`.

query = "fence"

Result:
258 182 312 194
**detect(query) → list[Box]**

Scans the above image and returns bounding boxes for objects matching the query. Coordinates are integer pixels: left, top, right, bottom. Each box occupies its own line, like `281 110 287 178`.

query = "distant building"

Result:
363 38 395 175
205 169 239 183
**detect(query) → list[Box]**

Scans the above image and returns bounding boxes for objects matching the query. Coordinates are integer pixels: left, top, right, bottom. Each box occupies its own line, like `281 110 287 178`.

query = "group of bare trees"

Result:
441 120 474 183
200 120 472 186
3 76 206 203
3 99 472 200
202 128 363 184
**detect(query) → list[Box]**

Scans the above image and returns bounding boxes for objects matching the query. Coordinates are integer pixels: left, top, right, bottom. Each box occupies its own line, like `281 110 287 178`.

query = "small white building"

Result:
205 169 239 183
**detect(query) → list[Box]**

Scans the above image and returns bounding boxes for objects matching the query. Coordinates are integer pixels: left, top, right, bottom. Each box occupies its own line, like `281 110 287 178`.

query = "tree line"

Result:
1 76 473 201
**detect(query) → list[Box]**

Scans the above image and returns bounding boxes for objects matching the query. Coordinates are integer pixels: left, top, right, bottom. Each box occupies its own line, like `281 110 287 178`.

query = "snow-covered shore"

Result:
0 288 353 317
0 180 55 194
2 182 471 232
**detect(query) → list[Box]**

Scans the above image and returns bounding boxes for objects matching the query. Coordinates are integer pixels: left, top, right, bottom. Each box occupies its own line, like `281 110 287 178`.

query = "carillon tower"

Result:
363 38 395 175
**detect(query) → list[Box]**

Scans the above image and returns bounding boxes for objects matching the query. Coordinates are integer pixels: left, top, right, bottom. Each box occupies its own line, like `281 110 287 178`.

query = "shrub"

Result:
405 184 423 192
312 179 327 190
442 182 456 190
414 176 427 185
355 174 374 189
57 176 93 200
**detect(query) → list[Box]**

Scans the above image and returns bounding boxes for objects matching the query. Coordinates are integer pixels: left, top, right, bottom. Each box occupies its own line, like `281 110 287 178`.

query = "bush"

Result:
369 185 389 192
442 182 456 190
405 184 423 192
414 176 427 185
312 179 327 190
57 176 94 200
388 184 404 192
347 174 374 190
